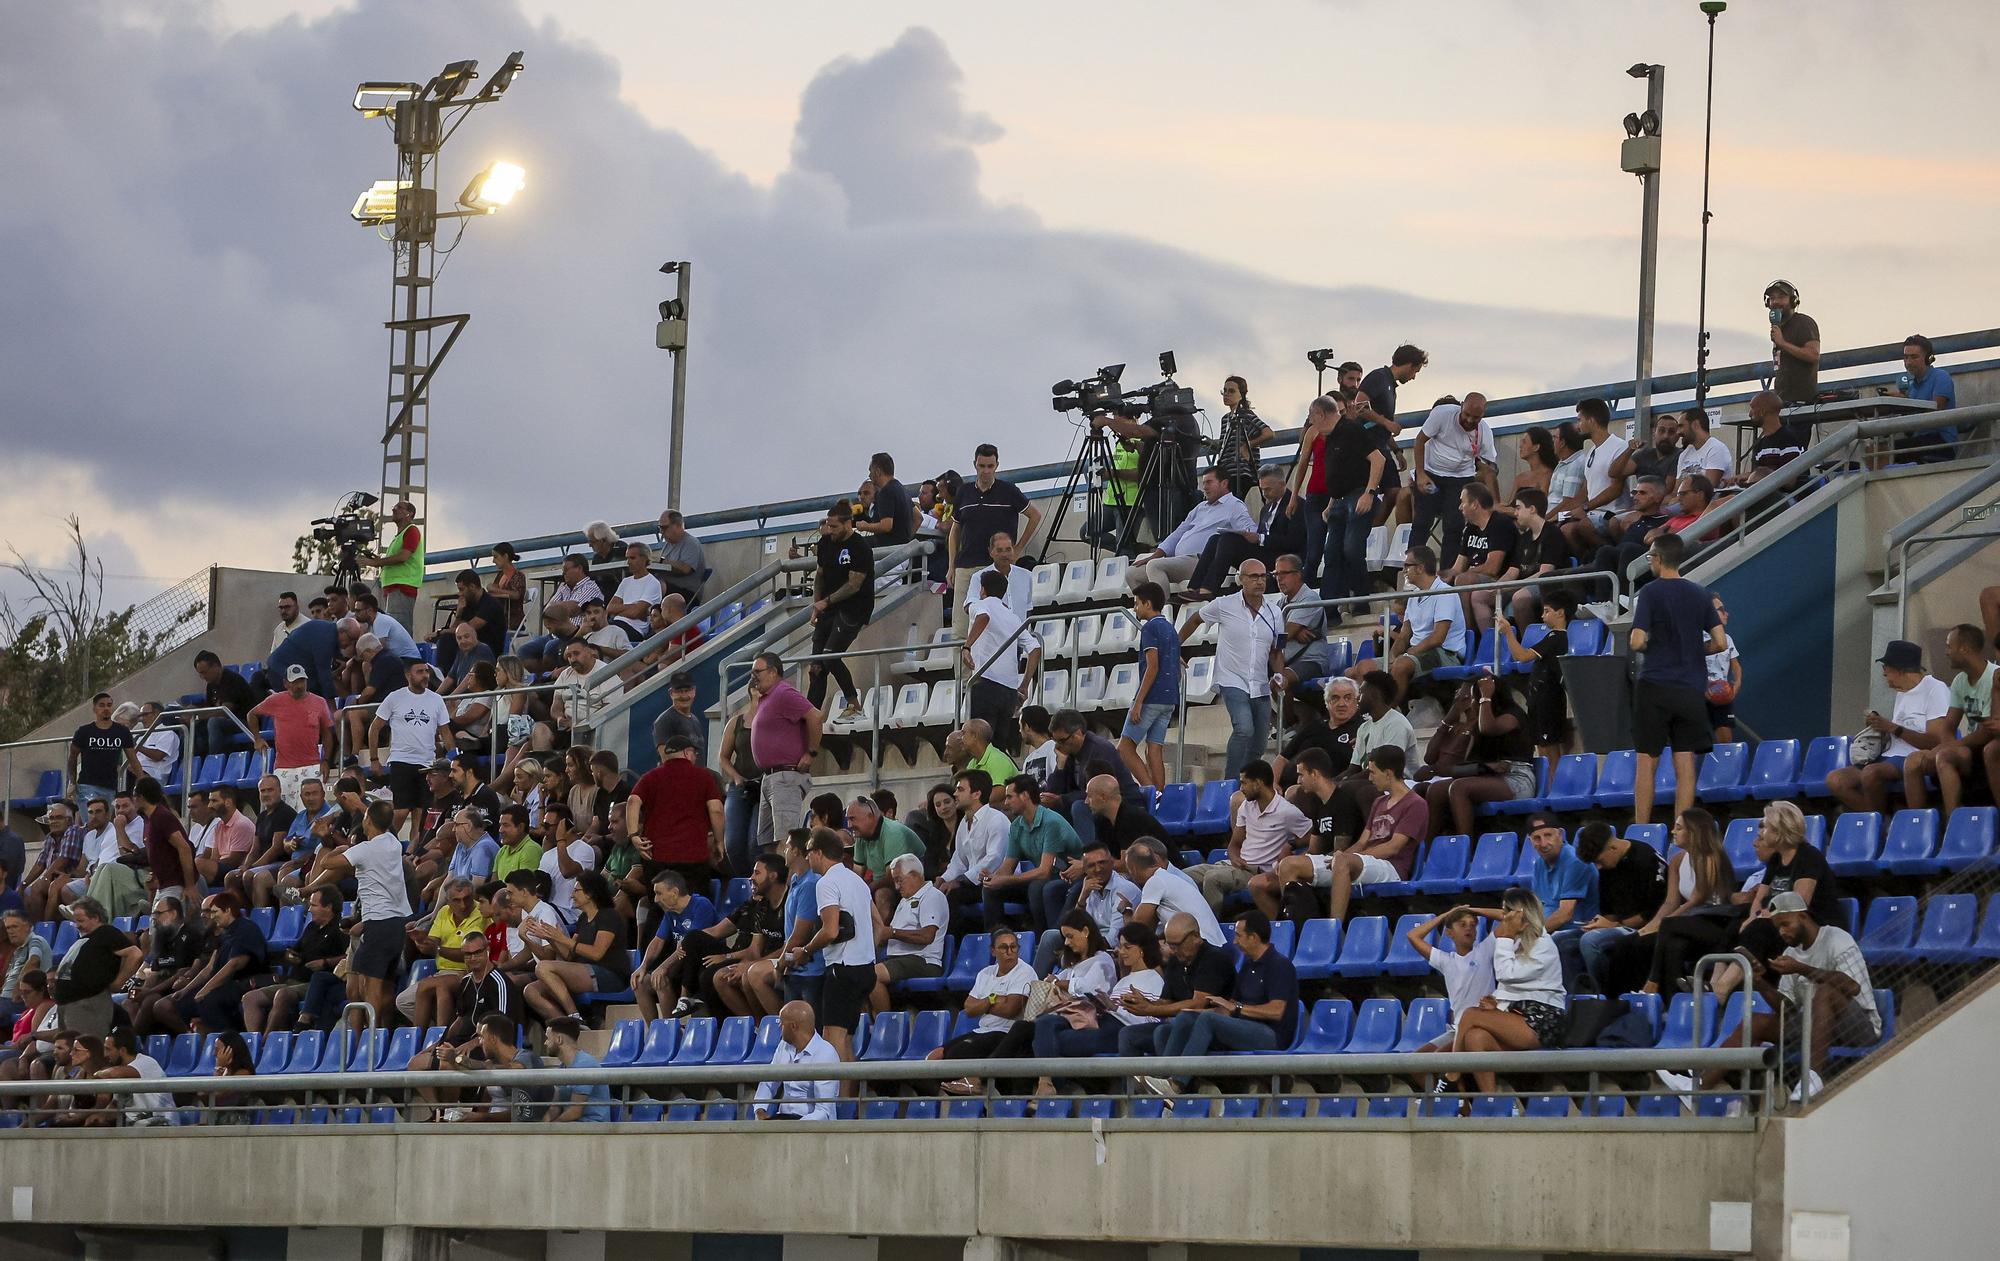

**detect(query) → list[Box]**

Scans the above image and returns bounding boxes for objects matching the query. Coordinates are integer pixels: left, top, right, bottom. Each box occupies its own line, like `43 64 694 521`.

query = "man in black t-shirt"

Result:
1274 681 1363 791
1765 280 1821 404
1112 910 1237 1055
432 570 507 681
807 501 876 717
1572 823 1668 993
1629 534 1726 826
193 652 258 756
855 452 915 547
948 443 1041 639
1445 482 1519 631
68 692 140 806
1744 390 1809 484
53 897 142 1036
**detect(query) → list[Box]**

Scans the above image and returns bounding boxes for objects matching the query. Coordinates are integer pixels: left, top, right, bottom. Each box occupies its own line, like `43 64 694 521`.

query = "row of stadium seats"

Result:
1026 527 1423 611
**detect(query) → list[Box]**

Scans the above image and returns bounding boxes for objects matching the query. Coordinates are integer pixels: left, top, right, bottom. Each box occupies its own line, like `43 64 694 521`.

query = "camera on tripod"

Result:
1051 351 1196 424
311 513 376 549
308 491 380 590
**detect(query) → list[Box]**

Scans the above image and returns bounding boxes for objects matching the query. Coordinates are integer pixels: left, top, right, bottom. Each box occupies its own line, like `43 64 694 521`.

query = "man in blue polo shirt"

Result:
1894 333 1959 462
1523 812 1600 992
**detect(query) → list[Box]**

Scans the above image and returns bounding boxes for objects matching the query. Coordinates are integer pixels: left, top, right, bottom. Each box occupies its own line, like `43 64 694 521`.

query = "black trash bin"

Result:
1562 651 1633 754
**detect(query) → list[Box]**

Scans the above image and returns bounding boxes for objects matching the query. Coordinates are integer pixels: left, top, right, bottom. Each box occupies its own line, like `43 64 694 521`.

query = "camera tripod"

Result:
330 543 365 595
1042 421 1190 561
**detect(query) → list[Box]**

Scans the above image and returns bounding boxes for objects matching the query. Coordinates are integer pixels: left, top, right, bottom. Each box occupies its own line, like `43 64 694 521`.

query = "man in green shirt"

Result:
492 804 545 884
847 795 925 920
961 718 1018 793
1908 622 2000 817
981 774 1081 932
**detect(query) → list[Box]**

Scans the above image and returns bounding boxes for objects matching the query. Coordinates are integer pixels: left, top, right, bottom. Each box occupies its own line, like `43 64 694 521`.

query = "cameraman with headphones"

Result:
1891 333 1959 463
1764 280 1821 405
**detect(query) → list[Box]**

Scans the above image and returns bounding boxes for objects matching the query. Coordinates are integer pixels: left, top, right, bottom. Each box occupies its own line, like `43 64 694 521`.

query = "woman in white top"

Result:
1028 920 1166 1096
1455 889 1568 1097
452 660 497 760
933 928 1037 1095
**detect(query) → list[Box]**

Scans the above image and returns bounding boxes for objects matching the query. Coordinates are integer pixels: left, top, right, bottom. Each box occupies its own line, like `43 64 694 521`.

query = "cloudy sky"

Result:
3 0 1993 614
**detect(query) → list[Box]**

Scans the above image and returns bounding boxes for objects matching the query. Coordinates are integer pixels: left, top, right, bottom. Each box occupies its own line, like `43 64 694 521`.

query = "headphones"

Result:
1764 279 1801 307
1905 333 1935 365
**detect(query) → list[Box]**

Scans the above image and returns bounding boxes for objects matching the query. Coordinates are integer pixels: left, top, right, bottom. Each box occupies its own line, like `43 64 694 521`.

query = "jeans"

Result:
983 877 1055 932
1550 927 1586 994
806 610 867 709
1217 686 1270 777
1156 1009 1279 1080
1117 1021 1160 1056
1321 492 1375 600
1030 1015 1121 1086
1412 472 1473 567
724 781 759 877
1038 878 1076 933
1579 926 1634 995
1302 492 1332 589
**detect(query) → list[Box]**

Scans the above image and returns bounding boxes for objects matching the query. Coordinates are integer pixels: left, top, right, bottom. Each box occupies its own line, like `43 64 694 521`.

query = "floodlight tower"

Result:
1621 63 1665 446
349 52 525 539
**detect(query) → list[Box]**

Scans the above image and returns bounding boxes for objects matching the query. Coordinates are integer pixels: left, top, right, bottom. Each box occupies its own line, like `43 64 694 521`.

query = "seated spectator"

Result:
522 871 630 1021
1112 911 1234 1056
438 1013 544 1124
1034 838 1141 978
1184 464 1306 601
687 853 791 1018
208 1029 258 1125
607 543 663 643
519 553 603 673
753 1000 839 1121
245 778 339 909
1117 582 1181 791
931 928 1035 1085
1676 409 1733 487
1080 774 1166 862
1740 390 1808 484
1348 547 1466 704
1545 421 1590 528
1451 889 1567 1097
21 800 83 924
945 909 1113 1096
870 853 949 1009
1909 623 1998 817
1663 474 1720 547
1124 468 1258 595
1569 823 1667 996
87 1027 175 1128
350 589 422 664
848 795 925 922
541 1015 613 1123
131 702 185 789
1825 638 1953 815
1635 808 1740 995
1519 812 1599 991
402 876 488 1029
1587 474 1671 579
1512 427 1557 498
1271 677 1362 791
438 622 495 699
936 770 1009 928
1270 745 1426 926
193 786 258 890
1442 482 1518 632
0 970 56 1081
632 870 719 1021
52 898 142 1037
1500 488 1574 628
903 782 959 880
538 639 627 759
1018 706 1059 786
1042 709 1150 848
1498 588 1576 761
1627 412 1683 486
1123 838 1227 947
0 914 53 1032
158 893 266 1035
1026 921 1165 1096
240 887 347 1034
1417 675 1537 836
1745 800 1843 928
1889 332 1959 463
1138 911 1297 1095
1183 758 1309 917
982 774 1082 933
1557 398 1631 554
432 569 506 682
1270 554 1336 699
126 896 208 1035
192 653 258 757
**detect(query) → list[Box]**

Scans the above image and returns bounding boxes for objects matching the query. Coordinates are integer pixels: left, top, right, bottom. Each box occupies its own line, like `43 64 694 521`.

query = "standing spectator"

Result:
1571 823 1668 995
963 569 1036 756
1411 394 1497 568
1629 534 1725 826
948 444 1041 639
853 453 915 549
366 659 455 833
982 775 1082 932
1358 345 1426 429
1452 890 1568 1093
1741 390 1810 484
1315 391 1389 601
1559 398 1632 554
1676 409 1733 488
481 542 526 636
752 1000 840 1121
1181 759 1309 916
301 800 413 1029
1892 333 1960 462
790 829 880 1064
650 671 707 767
1824 639 1954 815
1512 428 1558 497
717 682 762 876
1350 547 1467 704
1500 587 1576 761
655 509 706 605
51 898 141 1037
359 500 424 629
1124 468 1258 596
1910 624 1998 817
1118 582 1181 791
1211 375 1274 500
626 735 725 900
68 693 139 807
1290 395 1342 594
250 665 334 809
971 531 1034 626
1704 593 1742 743
1764 279 1821 405
1181 558 1285 776
1501 489 1573 628
1139 911 1298 1095
749 653 821 847
1443 482 1518 632
605 544 662 645
134 777 197 901
806 501 876 720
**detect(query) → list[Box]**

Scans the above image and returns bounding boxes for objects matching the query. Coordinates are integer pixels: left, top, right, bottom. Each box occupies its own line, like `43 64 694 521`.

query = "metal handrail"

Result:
1884 458 2000 561
335 680 564 769
1896 525 2000 640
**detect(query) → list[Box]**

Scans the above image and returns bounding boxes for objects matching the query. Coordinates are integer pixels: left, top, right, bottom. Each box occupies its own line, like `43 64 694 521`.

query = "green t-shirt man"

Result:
853 817 924 882
493 838 545 884
1950 661 1997 728
967 744 1017 787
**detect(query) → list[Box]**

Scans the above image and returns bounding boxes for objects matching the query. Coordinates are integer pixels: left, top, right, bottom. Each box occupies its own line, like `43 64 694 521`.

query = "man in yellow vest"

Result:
363 500 426 630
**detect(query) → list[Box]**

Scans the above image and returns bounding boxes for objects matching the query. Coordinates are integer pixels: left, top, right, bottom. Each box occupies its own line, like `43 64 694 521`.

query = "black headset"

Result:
1764 278 1801 307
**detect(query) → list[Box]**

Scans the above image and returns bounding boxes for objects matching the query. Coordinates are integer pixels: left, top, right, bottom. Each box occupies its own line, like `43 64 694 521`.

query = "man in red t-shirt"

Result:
624 735 724 897
251 665 336 809
134 777 197 899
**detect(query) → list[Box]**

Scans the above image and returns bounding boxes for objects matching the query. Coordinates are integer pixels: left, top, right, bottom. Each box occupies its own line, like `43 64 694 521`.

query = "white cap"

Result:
284 664 309 683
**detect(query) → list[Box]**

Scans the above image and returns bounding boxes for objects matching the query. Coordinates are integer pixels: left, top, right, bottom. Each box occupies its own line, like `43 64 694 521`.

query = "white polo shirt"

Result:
1417 404 1498 478
1404 578 1470 658
1584 432 1633 512
1196 591 1285 698
813 862 877 968
1139 867 1226 947
886 882 950 966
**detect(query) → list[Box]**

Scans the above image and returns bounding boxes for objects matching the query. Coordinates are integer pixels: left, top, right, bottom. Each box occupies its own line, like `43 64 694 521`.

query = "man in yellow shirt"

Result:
403 876 488 1030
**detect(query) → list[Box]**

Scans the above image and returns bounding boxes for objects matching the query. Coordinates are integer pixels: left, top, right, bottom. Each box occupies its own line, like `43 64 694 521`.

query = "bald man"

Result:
1411 392 1496 567
753 1000 839 1121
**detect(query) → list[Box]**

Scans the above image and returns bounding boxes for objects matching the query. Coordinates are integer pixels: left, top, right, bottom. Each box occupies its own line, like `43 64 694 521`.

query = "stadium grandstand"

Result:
2 314 1996 1260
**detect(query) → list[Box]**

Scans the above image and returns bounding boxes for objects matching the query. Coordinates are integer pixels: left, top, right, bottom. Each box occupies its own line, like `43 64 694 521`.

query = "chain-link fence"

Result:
127 565 211 654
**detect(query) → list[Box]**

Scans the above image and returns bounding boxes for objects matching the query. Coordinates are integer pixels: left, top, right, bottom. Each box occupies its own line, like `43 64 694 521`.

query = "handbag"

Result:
1848 726 1885 767
1052 995 1102 1030
1022 977 1063 1021
1423 683 1478 772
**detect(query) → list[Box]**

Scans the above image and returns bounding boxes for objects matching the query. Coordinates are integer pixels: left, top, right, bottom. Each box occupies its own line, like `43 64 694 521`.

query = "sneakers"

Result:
670 997 704 1018
1789 1070 1824 1104
1135 1075 1179 1097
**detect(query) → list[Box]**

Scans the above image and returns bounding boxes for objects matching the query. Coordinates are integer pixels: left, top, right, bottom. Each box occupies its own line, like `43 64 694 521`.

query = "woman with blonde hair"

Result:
1744 799 1840 927
1454 888 1567 1095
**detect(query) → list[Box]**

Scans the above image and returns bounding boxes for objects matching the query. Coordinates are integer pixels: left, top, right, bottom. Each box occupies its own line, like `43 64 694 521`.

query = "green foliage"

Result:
292 532 340 577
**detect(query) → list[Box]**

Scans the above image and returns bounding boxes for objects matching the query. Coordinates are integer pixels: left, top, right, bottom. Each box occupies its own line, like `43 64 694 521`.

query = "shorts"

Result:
585 962 627 994
275 763 323 809
386 761 427 810
75 783 116 807
1875 755 1907 772
353 916 409 980
1586 508 1616 530
882 955 944 984
1504 999 1570 1047
1408 646 1462 673
1285 642 1336 681
1781 997 1879 1057
820 962 876 1033
1120 703 1175 745
1309 852 1400 888
783 973 825 1016
1706 700 1735 729
1632 680 1714 758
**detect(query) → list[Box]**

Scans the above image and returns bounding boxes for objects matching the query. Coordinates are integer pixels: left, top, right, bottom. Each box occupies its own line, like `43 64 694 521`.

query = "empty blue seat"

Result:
599 1019 645 1068
1330 916 1389 978
665 1102 702 1123
903 1100 940 1120
163 1033 201 1077
254 1032 292 1074
1826 813 1884 877
1708 992 1773 1047
1635 1094 1682 1118
8 769 62 812
1381 913 1435 977
1219 1097 1262 1119
1268 919 1296 958
1503 623 1550 676
377 1026 421 1073
1366 1096 1410 1118
1340 998 1403 1055
1035 1098 1076 1120
636 1019 680 1066
1695 743 1750 803
1413 834 1471 893
1293 999 1353 1053
1828 990 1896 1060
1905 894 1979 965
1291 919 1342 981
861 1099 900 1121
267 905 304 950
857 1012 909 1063
1796 736 1848 798
988 1098 1029 1120
1075 1098 1116 1120
1154 783 1196 837
1746 739 1802 800
216 751 252 791
1858 897 1919 964
1168 1097 1214 1118
1880 808 1942 875
284 1030 324 1074
1651 749 1678 801
708 1016 756 1065
624 1103 665 1123
1722 818 1762 876
1962 897 2000 962
1592 750 1639 808
247 907 278 940
1937 807 1998 872
905 1010 951 1060
942 933 992 991
1541 754 1599 812
1507 836 1544 887
1834 898 1860 936
1392 997 1450 1053
1524 1094 1571 1118
1190 778 1237 835
1463 832 1520 893
1566 619 1609 656
1590 1095 1629 1118
945 1099 986 1121
668 1021 717 1067
1654 993 1716 1051
718 878 752 919
1126 1098 1167 1120
751 1015 784 1062
1431 631 1498 682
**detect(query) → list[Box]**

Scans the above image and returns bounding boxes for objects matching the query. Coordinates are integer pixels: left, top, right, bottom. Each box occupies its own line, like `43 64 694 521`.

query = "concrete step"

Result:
576 1027 613 1060
601 1002 643 1027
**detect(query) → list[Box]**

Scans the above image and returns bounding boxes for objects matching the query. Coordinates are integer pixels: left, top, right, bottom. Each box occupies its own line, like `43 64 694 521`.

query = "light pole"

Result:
349 52 525 539
656 262 691 511
1695 1 1727 407
1621 63 1665 446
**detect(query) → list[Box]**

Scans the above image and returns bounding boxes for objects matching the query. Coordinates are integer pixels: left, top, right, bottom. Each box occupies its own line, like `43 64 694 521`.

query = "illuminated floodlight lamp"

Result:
353 82 420 117
458 162 525 213
350 179 409 223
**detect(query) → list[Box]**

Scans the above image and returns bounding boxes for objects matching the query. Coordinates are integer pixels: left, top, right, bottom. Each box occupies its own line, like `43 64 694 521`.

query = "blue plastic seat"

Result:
708 1016 756 1065
1541 754 1599 812
1293 999 1353 1053
945 1099 986 1120
1905 894 1979 965
1625 822 1669 853
1507 836 1544 888
284 1030 324 1074
1708 992 1773 1046
247 907 278 940
1268 919 1296 958
1340 998 1403 1055
1365 1096 1410 1118
1154 783 1196 837
216 751 252 791
624 1103 665 1123
254 1032 292 1074
1937 807 1998 872
267 905 304 950
1381 913 1435 977
1190 778 1237 836
599 1019 645 1068
1721 818 1762 877
1524 1094 1571 1118
1504 623 1550 676
1590 1095 1629 1118
1857 896 1919 964
718 878 752 919
189 754 227 792
1592 750 1639 808
1880 808 1942 875
1219 1097 1261 1119
163 1033 201 1077
665 1102 702 1123
1431 631 1497 683
988 1098 1029 1120
903 1100 941 1120
1467 1095 1515 1118
142 1033 171 1066
904 1010 951 1060
1651 749 1678 801
942 933 992 991
1962 897 2000 962
1746 739 1802 800
751 1015 784 1062
1828 990 1896 1060
1796 736 1849 798
51 921 79 956
1825 812 1884 877
1695 743 1750 803
858 1012 910 1063
637 1019 680 1067
1619 992 1663 1044
377 1026 421 1073
1391 997 1450 1053
1331 916 1389 978
1291 919 1342 981
1463 832 1520 893
1413 834 1471 893
1635 1094 1682 1117
1654 993 1716 1051
1566 619 1609 656
1035 1098 1076 1120
8 769 62 812
235 749 272 789
1168 1097 1214 1118
1833 898 1860 936
1075 1098 1116 1120
901 937 956 994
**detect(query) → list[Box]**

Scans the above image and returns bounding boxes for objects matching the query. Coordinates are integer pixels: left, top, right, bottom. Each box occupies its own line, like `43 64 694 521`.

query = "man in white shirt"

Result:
871 854 949 1008
1410 394 1497 568
365 658 455 832
937 768 1011 927
1181 759 1309 915
970 531 1034 625
1180 558 1285 777
300 799 413 1028
1375 546 1468 704
99 1028 177 1127
607 542 664 642
1826 638 1954 816
753 1000 839 1121
1562 397 1633 552
534 804 597 920
1125 467 1258 594
542 639 628 759
132 702 183 785
269 592 306 654
963 569 1039 756
787 830 879 1063
1122 838 1227 947
1675 409 1733 489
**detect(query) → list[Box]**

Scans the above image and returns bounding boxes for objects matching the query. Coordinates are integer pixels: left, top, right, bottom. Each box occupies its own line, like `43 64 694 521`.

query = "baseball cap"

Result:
668 671 696 689
427 758 455 776
1876 640 1922 671
1767 891 1809 915
284 664 309 683
1523 811 1563 835
663 735 699 754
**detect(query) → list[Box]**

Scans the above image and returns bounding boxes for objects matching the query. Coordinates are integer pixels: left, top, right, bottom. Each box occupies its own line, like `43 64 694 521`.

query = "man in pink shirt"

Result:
747 652 823 848
251 664 335 809
195 785 259 888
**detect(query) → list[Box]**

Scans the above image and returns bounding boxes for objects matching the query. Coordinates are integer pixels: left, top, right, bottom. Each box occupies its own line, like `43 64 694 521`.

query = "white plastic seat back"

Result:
920 679 959 725
1089 556 1130 601
1099 662 1141 712
1034 618 1072 658
1040 670 1072 711
1185 656 1217 704
1070 614 1104 659
1073 665 1108 708
889 683 929 727
1056 560 1096 605
1099 610 1139 654
1031 563 1063 608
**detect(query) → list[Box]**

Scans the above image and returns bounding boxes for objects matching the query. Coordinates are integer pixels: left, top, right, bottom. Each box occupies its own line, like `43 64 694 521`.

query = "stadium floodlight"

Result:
472 51 525 102
458 161 525 213
350 179 409 224
431 59 480 101
1623 112 1643 138
354 82 421 116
